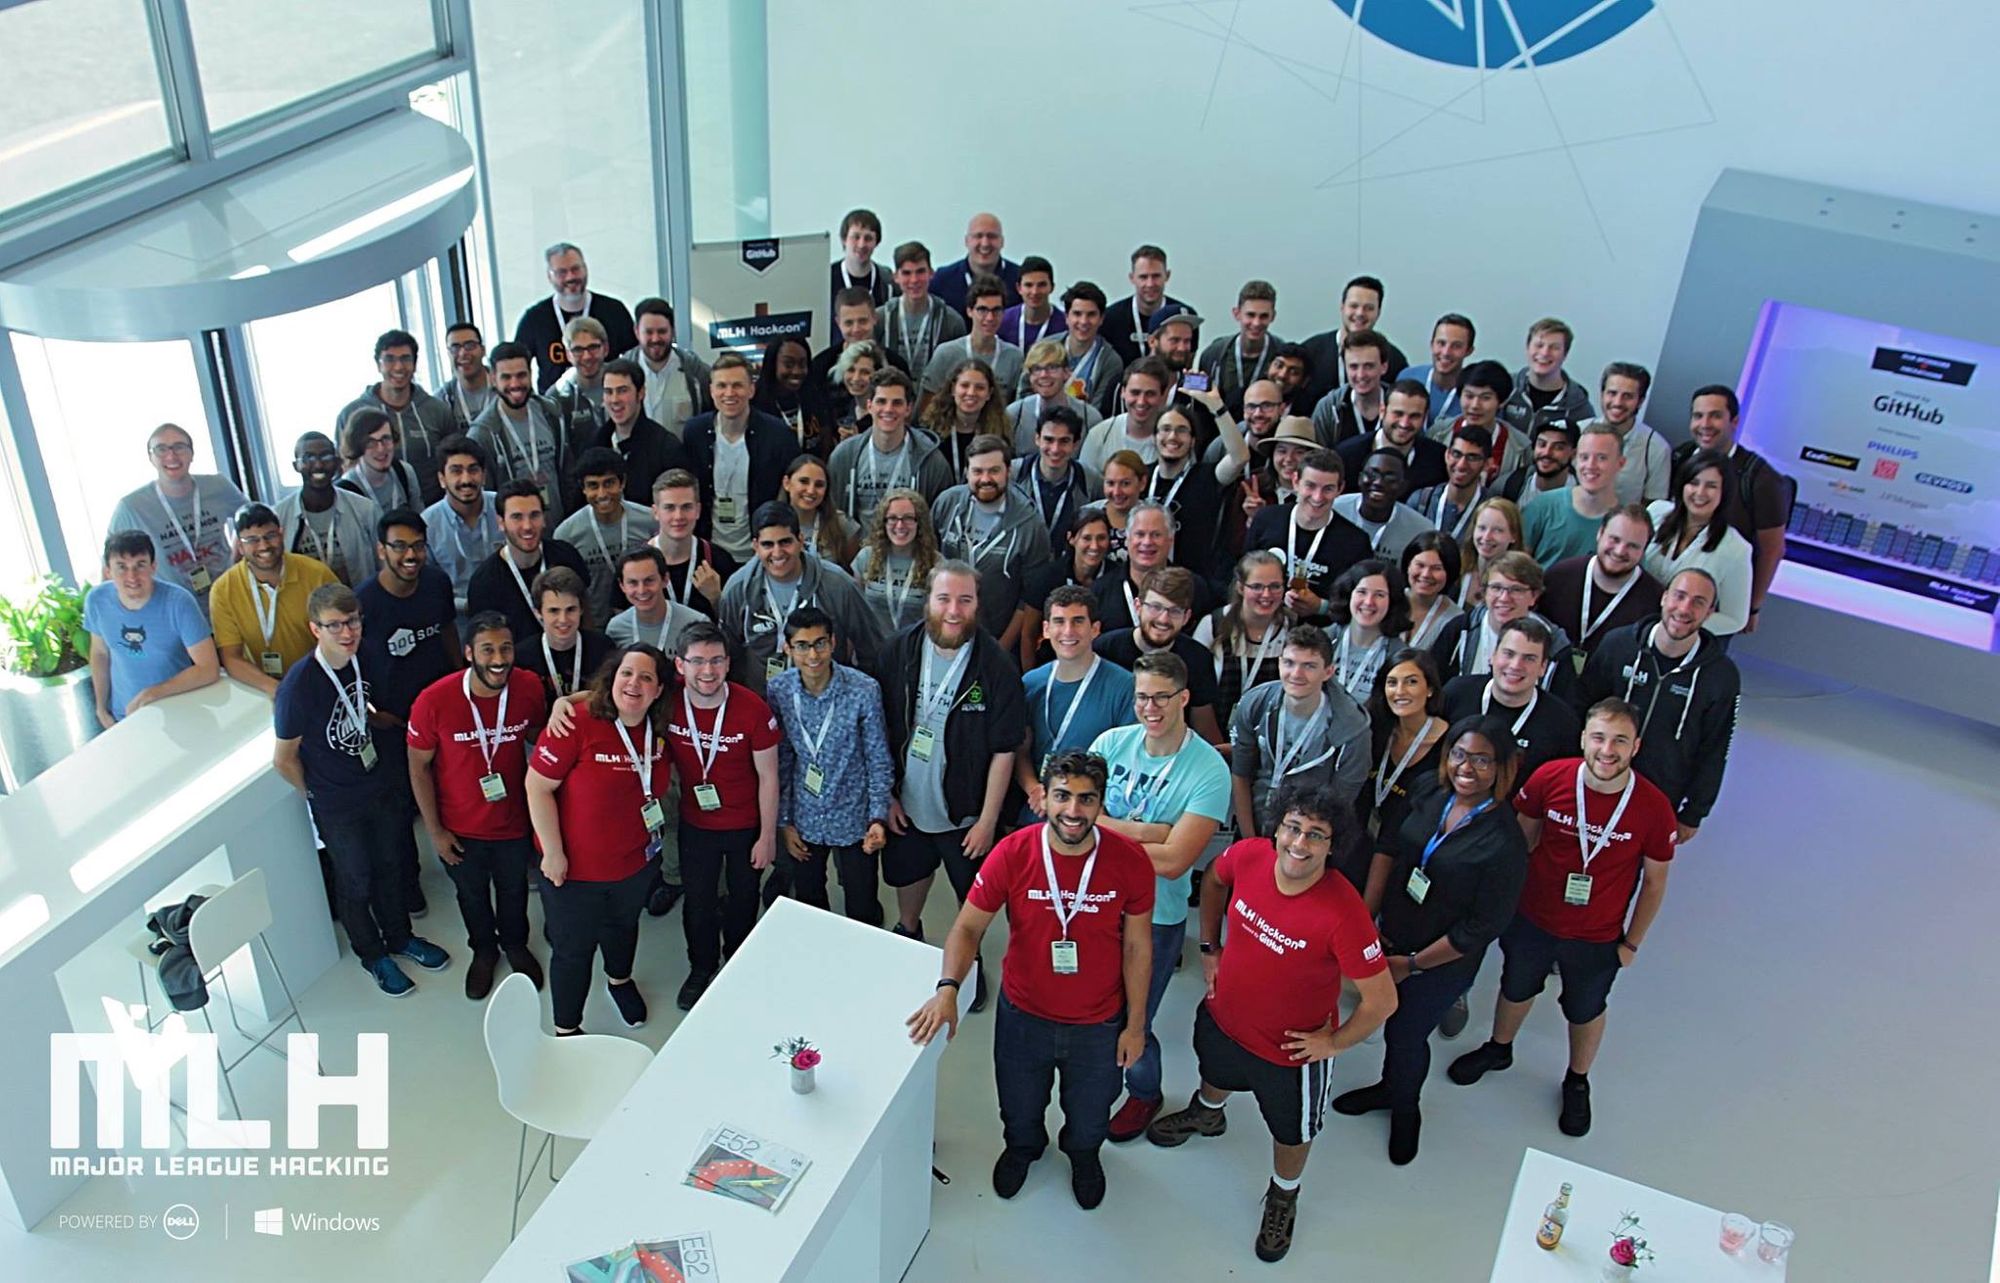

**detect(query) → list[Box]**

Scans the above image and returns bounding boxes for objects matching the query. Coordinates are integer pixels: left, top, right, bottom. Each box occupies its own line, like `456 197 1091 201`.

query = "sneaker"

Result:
394 936 449 971
1439 992 1471 1039
1107 1095 1162 1143
1559 1073 1592 1136
968 965 989 1014
1255 1181 1298 1263
408 893 429 921
676 969 716 1012
608 981 648 1028
646 882 683 918
505 947 544 990
991 1146 1036 1199
1332 1081 1392 1116
1146 1093 1227 1147
465 949 498 1001
1068 1148 1106 1210
1388 1107 1422 1165
555 1026 584 1038
366 957 414 998
1447 1039 1514 1086
890 921 925 942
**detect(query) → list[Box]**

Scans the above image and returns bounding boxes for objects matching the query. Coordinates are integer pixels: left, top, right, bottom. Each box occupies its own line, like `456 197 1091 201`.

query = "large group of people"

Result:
84 212 1761 1265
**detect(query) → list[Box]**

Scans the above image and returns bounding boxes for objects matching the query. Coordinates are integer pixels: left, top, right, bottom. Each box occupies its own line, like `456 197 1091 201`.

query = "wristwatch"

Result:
1405 953 1425 975
1198 941 1218 955
936 977 962 991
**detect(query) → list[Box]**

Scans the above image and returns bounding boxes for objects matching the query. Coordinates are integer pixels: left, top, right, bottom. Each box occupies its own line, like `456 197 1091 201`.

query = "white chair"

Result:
483 972 655 1238
127 867 311 1122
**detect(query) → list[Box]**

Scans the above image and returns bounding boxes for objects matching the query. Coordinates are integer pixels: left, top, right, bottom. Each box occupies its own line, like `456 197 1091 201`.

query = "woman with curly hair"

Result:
920 357 1009 478
848 486 940 637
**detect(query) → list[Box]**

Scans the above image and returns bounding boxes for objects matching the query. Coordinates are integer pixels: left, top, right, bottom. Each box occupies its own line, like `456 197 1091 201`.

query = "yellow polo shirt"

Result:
210 553 339 676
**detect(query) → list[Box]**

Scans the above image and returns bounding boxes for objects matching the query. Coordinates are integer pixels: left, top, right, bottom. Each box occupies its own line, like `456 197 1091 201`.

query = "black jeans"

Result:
538 865 651 1030
681 824 762 975
371 736 426 906
1382 954 1483 1112
311 797 414 967
992 991 1125 1156
771 841 882 926
442 834 533 954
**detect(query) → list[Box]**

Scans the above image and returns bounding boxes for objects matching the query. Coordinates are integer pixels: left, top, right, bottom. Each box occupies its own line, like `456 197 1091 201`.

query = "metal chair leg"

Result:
199 1006 245 1122
510 1123 528 1240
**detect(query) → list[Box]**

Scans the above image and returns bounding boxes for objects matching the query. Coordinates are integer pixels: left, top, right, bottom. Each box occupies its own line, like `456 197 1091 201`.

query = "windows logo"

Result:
254 1207 284 1237
1328 0 1653 68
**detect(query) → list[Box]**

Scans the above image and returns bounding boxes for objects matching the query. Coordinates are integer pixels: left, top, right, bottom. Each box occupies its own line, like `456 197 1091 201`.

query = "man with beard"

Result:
1057 281 1124 415
1539 506 1663 657
920 274 1023 411
621 297 710 434
1210 377 1288 485
1522 423 1625 565
1092 567 1226 746
1266 343 1317 417
906 749 1155 1211
1673 385 1789 633
212 502 340 693
1245 449 1372 624
514 241 637 391
930 434 1052 650
276 431 380 587
334 329 451 505
438 322 495 432
1399 314 1477 431
549 318 613 492
1448 698 1678 1138
466 479 590 643
1102 244 1192 365
471 341 566 514
648 469 737 620
930 212 1022 316
1499 420 1579 505
1333 449 1430 562
108 421 250 615
1337 379 1447 494
717 502 877 695
422 435 503 617
682 353 794 565
406 611 549 999
1404 424 1493 543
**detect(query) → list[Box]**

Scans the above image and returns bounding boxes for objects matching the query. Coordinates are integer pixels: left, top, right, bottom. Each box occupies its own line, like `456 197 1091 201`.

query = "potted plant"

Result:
0 575 98 793
773 1036 822 1094
1603 1211 1658 1277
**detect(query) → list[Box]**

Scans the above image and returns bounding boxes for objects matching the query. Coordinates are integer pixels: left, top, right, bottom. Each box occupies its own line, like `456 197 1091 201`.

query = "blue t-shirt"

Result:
356 565 458 718
1088 723 1232 926
1025 659 1136 769
83 581 209 720
273 651 392 809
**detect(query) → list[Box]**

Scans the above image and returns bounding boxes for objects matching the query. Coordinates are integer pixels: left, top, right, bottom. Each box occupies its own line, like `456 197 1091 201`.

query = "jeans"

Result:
771 841 882 926
538 865 651 1030
1382 955 1483 1112
1122 916 1187 1103
310 798 414 966
442 835 533 954
371 736 426 906
992 991 1126 1156
681 824 762 975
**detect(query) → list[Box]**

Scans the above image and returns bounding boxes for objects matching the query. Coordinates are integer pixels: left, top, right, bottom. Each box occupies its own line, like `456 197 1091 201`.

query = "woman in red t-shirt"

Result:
526 643 673 1034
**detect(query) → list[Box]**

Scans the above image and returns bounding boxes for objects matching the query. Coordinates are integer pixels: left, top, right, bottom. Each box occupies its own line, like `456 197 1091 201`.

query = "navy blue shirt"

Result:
273 651 392 808
357 565 458 718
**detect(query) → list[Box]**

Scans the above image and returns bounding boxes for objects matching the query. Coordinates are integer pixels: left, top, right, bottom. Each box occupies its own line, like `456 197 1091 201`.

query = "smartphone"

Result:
1181 371 1212 393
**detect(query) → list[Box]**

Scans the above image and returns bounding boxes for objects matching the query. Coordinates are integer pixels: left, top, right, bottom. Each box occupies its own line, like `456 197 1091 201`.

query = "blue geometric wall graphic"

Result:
1329 0 1653 68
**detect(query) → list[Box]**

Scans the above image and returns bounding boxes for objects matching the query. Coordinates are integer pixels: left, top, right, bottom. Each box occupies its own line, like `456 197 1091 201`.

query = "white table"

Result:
1490 1148 1790 1280
482 897 947 1283
0 679 336 1229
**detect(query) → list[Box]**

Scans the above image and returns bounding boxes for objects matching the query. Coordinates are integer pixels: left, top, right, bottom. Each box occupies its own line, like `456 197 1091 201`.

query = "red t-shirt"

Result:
666 683 781 831
529 712 664 882
406 670 547 841
1208 838 1387 1065
1513 758 1678 942
968 824 1156 1025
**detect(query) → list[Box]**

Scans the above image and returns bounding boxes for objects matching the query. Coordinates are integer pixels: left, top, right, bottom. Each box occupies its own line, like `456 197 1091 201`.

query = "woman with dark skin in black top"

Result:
754 335 838 457
1336 715 1528 1165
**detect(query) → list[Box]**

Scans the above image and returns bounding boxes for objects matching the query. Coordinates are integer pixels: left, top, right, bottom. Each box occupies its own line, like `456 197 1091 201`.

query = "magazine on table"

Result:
683 1124 813 1212
564 1229 718 1281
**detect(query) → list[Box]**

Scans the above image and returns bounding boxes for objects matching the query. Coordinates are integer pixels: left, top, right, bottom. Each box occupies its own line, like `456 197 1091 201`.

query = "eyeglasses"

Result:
238 530 283 548
364 433 397 449
313 616 362 633
297 451 341 466
1277 819 1334 849
1139 600 1190 619
1027 363 1066 375
1447 747 1496 769
970 305 1003 317
679 655 730 669
1485 582 1533 598
1244 400 1281 413
377 354 416 367
1132 690 1182 708
149 441 195 457
787 637 834 654
884 515 918 527
382 538 427 553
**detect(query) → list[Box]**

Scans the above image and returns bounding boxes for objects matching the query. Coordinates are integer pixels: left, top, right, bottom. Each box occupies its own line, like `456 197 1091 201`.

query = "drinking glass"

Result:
1757 1221 1794 1264
1719 1212 1755 1254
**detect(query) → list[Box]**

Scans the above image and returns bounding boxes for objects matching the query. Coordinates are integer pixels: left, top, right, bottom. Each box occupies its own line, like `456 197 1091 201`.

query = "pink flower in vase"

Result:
1609 1237 1638 1267
792 1048 823 1070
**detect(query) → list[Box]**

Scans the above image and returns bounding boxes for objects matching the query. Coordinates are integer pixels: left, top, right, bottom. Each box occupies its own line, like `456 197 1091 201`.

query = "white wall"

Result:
764 0 2000 404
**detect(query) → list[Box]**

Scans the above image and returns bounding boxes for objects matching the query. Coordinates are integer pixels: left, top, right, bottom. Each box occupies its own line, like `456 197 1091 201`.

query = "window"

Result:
243 284 403 495
0 395 44 598
0 0 174 218
188 0 442 131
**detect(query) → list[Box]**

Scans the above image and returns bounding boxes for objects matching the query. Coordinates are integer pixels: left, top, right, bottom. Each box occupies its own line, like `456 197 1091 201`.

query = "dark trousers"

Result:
443 834 534 954
681 824 762 975
372 736 426 905
311 798 414 967
1382 954 1483 1111
993 991 1126 1156
538 865 651 1030
771 841 882 926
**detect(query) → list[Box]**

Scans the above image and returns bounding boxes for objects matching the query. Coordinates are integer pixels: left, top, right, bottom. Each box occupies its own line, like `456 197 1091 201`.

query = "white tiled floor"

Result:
7 659 1998 1281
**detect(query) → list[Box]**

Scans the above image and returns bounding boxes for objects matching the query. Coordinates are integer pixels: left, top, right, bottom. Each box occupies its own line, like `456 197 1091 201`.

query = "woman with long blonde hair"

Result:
1457 497 1523 608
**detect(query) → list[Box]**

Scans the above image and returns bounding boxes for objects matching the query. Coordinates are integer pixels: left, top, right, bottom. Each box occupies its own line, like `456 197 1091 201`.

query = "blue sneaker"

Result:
394 936 449 972
367 957 414 997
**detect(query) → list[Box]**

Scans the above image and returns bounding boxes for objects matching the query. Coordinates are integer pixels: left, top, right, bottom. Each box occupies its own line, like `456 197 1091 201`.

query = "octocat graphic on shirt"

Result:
325 675 373 756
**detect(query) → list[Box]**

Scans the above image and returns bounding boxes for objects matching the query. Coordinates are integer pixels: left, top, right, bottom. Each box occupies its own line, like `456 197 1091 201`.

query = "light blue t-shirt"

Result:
1089 723 1231 926
83 580 209 720
1024 659 1137 770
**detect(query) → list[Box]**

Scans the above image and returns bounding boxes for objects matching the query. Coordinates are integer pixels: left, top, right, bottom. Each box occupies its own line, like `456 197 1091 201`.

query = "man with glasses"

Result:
276 431 381 588
1010 405 1100 553
930 434 1053 651
1245 449 1371 623
549 317 613 498
1006 342 1104 454
210 503 339 695
1425 359 1525 483
1088 651 1231 1143
1209 377 1288 486
84 531 219 726
1227 625 1370 838
1094 567 1226 747
437 322 495 431
1431 551 1577 695
919 275 1024 413
1144 409 1225 579
422 434 503 618
335 329 450 506
1404 425 1493 541
514 241 638 392
1093 501 1208 634
337 408 425 514
717 502 877 696
109 422 249 617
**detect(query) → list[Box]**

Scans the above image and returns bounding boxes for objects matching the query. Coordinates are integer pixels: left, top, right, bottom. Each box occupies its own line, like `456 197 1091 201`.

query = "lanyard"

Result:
1071 337 1102 384
588 512 628 572
1027 460 1071 533
1422 796 1493 868
1336 627 1386 694
841 262 876 294
953 506 1012 565
1231 336 1269 390
1407 597 1448 649
762 574 812 634
1481 682 1539 736
541 634 583 697
1579 560 1640 643
1432 485 1477 538
1237 623 1282 693
658 540 701 606
1043 658 1102 753
496 406 543 483
251 574 282 645
1017 312 1051 349
779 404 803 441
1624 628 1702 736
315 649 368 747
447 502 496 571
1287 509 1331 583
613 716 657 798
859 437 912 504
792 682 838 764
503 551 545 616
155 483 203 569
1374 717 1441 807
882 556 918 626
1124 729 1189 819
1149 461 1191 512
1574 764 1637 872
1269 699 1336 795
296 510 338 569
1039 828 1100 941
918 640 973 727
462 670 511 774
681 686 730 783
898 301 936 366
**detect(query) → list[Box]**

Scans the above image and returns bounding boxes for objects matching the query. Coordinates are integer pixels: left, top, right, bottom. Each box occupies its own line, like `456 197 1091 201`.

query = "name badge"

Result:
479 772 508 802
189 566 212 592
645 836 663 862
803 764 826 796
357 740 378 771
641 796 666 831
765 656 787 681
1564 871 1593 905
260 650 284 677
1406 867 1431 904
714 496 739 522
693 782 723 812
1050 939 1079 975
909 726 937 761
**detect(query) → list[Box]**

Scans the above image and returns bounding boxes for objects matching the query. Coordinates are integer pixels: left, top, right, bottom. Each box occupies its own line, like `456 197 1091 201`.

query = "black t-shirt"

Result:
1441 675 1582 782
1091 563 1212 635
466 540 592 646
1244 503 1373 608
1538 557 1664 656
356 565 458 718
1146 459 1225 579
661 540 739 622
273 652 391 808
1093 628 1221 715
518 627 615 703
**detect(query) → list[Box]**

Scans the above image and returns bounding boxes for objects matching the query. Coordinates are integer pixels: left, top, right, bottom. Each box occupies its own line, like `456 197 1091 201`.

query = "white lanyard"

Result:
1231 336 1269 389
1149 461 1191 512
658 541 698 606
1574 764 1637 872
1433 485 1477 538
296 510 337 569
1482 682 1539 737
448 503 495 570
841 262 876 294
1043 658 1102 753
503 551 545 615
883 556 918 626
1374 716 1441 807
1028 461 1071 533
1039 828 1100 942
1624 628 1702 734
462 670 511 774
1130 297 1151 341
681 686 730 783
763 574 810 633
1407 597 1448 649
541 635 583 697
1336 627 1386 694
588 513 628 571
1287 509 1331 582
251 574 282 645
919 641 973 727
155 483 203 568
860 438 912 501
1071 338 1102 384
315 649 368 746
1122 579 1139 627
496 407 543 482
613 716 657 798
898 302 936 365
1269 699 1335 794
954 507 1012 564
1238 623 1282 693
792 682 838 765
780 405 803 440
1125 730 1189 819
1579 560 1640 642
1017 312 1051 349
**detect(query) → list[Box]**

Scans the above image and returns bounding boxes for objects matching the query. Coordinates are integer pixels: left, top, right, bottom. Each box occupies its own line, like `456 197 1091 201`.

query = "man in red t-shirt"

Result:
1448 697 1677 1138
667 621 782 1012
906 749 1154 1213
1145 783 1395 1264
407 611 549 999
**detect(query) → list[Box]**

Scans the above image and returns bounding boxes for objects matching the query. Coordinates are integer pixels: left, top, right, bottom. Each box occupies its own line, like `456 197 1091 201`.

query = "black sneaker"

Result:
890 921 925 942
1255 1181 1298 1263
647 882 683 918
608 981 648 1028
1559 1073 1592 1136
991 1146 1035 1199
1448 1039 1514 1086
1439 992 1471 1039
1067 1148 1106 1210
555 1027 584 1038
968 965 989 1014
676 969 715 1012
1332 1080 1392 1116
1388 1107 1422 1165
505 947 544 990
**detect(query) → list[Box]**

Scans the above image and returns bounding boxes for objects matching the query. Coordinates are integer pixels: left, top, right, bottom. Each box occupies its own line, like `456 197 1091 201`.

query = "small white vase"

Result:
790 1063 816 1094
1601 1259 1638 1280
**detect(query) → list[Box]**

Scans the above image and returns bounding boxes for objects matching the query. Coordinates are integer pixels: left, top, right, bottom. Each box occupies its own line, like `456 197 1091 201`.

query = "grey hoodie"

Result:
928 483 1054 637
717 555 883 696
825 426 955 526
333 384 453 507
1228 679 1372 834
1499 366 1595 440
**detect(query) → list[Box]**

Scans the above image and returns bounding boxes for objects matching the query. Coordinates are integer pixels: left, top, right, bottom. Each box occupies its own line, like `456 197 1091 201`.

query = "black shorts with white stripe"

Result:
1192 1000 1334 1148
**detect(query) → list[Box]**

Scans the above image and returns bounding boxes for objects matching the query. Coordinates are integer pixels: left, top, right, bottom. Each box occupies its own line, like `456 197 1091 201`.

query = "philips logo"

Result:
1916 473 1974 494
1873 394 1944 424
1866 440 1919 460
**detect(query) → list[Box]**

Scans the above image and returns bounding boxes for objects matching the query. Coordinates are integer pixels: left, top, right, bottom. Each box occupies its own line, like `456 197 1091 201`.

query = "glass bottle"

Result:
1535 1182 1573 1250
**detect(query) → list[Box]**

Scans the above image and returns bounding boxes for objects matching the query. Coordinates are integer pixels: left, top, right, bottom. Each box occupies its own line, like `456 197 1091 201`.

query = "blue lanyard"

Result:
1420 797 1492 869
